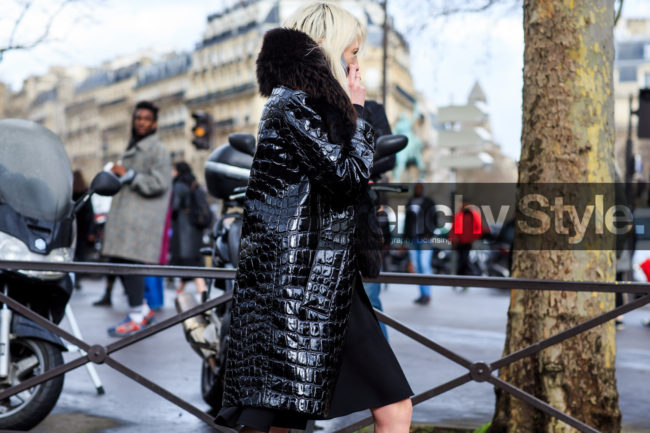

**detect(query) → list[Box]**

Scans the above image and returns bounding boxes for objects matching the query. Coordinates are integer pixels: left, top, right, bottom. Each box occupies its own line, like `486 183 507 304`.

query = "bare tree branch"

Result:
614 0 624 26
7 1 33 51
436 0 509 17
0 0 85 62
398 0 520 35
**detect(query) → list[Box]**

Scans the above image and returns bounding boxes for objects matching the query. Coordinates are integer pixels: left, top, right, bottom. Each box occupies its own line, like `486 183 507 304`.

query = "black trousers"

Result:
456 244 472 276
108 257 146 307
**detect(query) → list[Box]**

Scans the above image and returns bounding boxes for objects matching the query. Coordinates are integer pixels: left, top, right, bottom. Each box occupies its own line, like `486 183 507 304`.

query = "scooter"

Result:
0 119 121 430
174 133 253 411
176 132 407 412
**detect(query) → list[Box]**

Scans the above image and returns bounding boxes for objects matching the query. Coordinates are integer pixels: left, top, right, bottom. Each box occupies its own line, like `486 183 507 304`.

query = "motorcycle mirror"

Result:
90 171 122 196
228 133 256 156
374 134 407 161
371 154 396 178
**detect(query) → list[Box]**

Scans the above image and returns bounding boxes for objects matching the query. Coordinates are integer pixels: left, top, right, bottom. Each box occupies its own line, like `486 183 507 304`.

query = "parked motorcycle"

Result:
481 220 514 278
430 222 514 279
175 133 253 411
176 133 407 412
0 119 121 430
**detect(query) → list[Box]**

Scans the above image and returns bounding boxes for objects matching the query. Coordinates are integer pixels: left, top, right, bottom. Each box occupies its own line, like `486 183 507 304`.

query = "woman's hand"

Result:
348 64 365 107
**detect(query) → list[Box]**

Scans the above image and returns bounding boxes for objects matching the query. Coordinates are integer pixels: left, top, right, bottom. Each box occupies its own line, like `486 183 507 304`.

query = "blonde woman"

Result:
216 3 413 432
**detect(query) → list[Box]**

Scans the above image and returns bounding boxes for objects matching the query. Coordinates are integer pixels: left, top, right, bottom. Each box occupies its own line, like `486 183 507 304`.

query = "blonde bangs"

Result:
283 1 366 94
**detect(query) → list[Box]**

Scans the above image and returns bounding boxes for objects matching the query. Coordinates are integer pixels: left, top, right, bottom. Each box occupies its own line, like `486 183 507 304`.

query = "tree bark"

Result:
489 1 621 432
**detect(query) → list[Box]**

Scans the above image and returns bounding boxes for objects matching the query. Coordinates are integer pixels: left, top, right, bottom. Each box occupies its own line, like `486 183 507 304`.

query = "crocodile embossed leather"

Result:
222 85 375 417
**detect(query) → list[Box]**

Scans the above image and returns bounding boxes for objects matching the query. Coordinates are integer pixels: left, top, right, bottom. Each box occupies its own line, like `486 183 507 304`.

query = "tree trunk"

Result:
489 1 621 432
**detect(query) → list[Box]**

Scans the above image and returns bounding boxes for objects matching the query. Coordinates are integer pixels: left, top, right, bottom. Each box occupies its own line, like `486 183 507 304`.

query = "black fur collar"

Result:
256 28 357 145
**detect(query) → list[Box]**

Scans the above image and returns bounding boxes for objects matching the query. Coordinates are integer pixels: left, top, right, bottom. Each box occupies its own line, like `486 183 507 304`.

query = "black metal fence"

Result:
0 260 648 433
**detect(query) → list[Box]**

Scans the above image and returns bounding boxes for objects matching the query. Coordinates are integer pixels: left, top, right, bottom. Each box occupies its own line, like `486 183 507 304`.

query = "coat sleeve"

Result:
283 93 375 196
171 182 182 219
130 142 171 198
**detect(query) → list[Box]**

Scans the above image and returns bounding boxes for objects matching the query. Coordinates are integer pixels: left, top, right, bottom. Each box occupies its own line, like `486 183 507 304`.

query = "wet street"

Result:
32 275 650 433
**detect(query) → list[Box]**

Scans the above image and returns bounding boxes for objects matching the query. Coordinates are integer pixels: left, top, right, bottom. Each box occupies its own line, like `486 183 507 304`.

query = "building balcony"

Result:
214 118 235 129
99 97 129 110
102 122 129 135
65 99 96 115
186 82 255 106
159 121 186 132
197 21 257 49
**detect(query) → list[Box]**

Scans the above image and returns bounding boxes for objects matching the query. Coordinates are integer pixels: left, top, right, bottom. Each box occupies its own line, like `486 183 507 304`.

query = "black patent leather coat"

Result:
222 28 376 417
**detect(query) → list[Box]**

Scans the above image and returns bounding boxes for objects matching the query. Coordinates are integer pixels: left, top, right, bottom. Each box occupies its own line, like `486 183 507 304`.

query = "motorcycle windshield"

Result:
0 119 73 221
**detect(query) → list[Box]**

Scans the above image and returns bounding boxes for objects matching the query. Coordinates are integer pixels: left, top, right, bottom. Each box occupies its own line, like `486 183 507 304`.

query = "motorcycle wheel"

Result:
201 358 225 411
201 314 229 411
0 338 64 430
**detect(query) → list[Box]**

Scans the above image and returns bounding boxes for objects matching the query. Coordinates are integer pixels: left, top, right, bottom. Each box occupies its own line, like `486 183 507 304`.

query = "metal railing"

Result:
0 260 648 433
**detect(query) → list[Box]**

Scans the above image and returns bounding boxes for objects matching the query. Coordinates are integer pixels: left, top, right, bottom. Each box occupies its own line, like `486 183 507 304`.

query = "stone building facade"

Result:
4 0 426 186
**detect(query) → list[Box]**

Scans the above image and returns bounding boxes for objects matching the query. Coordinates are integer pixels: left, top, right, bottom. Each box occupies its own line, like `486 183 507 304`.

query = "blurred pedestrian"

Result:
144 196 173 311
449 202 486 276
169 161 207 296
102 100 172 337
215 3 412 431
93 275 116 307
72 170 95 289
361 99 391 339
404 181 437 305
91 193 118 307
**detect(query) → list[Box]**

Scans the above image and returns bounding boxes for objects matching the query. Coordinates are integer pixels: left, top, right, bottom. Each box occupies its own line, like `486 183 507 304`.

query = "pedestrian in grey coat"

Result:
101 101 172 337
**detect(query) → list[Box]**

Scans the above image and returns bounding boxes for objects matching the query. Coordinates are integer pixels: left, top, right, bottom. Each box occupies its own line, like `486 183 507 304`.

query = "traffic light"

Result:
638 88 650 139
191 111 213 150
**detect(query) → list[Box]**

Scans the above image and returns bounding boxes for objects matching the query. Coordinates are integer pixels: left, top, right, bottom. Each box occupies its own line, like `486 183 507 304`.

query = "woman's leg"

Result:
240 428 289 433
175 279 187 294
194 277 207 293
418 248 433 299
371 398 412 433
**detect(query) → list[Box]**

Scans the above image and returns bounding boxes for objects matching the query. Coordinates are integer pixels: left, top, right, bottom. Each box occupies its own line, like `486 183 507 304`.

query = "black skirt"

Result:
215 277 413 431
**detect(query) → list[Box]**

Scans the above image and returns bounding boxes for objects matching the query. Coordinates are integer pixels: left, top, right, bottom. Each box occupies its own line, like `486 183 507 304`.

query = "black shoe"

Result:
615 318 624 331
414 295 431 305
93 295 112 307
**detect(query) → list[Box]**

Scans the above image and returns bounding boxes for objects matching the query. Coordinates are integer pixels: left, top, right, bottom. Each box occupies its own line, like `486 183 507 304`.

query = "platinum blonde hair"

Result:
283 2 366 94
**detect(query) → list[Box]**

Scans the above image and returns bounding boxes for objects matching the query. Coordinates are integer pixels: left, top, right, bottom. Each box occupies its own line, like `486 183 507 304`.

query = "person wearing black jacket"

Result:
404 181 437 305
169 161 207 295
215 3 412 432
356 99 391 339
72 170 95 289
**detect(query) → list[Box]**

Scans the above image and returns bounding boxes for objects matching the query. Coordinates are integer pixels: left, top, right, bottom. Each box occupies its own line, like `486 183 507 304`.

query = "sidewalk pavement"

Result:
318 281 650 433
32 275 650 433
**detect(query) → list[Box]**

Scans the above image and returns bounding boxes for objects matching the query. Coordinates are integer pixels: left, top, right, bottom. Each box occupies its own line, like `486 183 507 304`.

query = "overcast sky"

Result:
1 0 650 161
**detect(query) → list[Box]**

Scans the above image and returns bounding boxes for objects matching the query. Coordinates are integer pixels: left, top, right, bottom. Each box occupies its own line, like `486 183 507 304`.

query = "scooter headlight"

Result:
0 231 72 280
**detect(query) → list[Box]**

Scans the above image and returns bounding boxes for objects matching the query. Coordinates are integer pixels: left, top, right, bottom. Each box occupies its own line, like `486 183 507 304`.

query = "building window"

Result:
619 66 637 82
645 72 650 88
645 44 650 60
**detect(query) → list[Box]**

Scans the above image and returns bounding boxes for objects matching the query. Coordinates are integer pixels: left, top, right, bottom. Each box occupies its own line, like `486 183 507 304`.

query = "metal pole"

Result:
625 94 636 211
626 94 634 186
450 164 458 275
64 305 105 394
381 0 388 109
0 286 11 378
